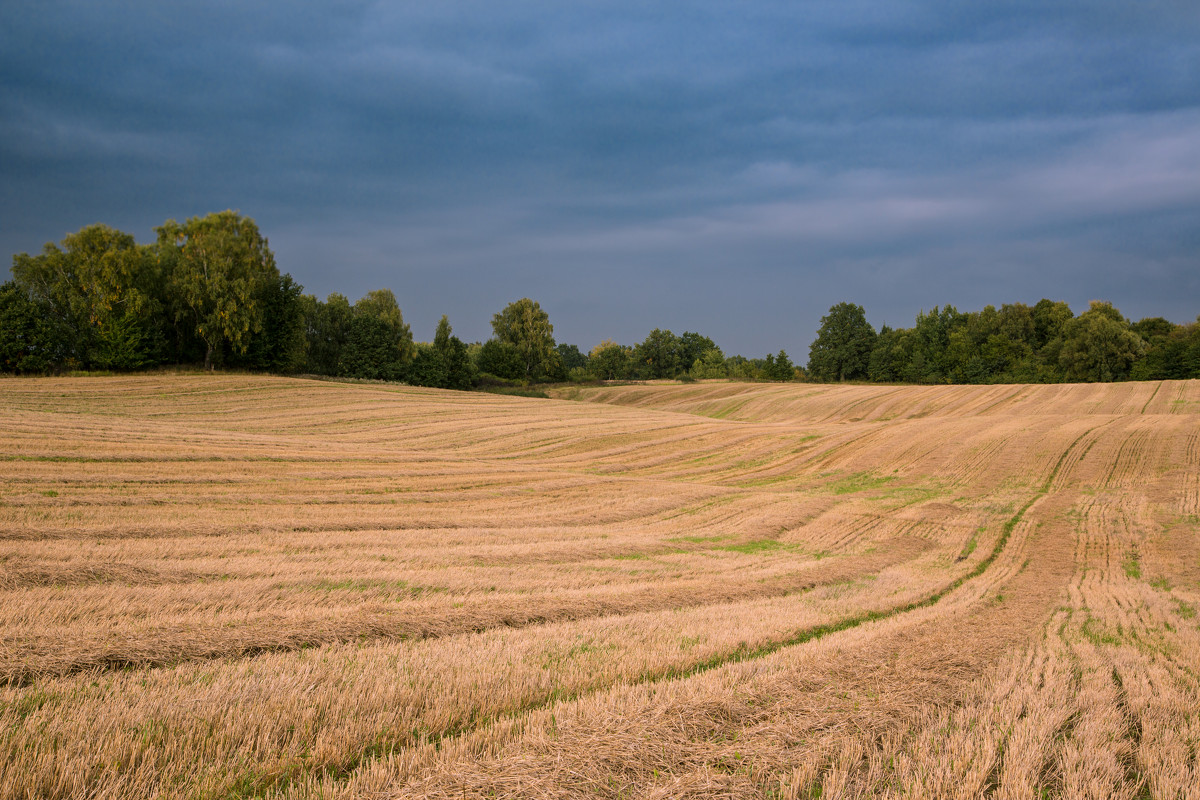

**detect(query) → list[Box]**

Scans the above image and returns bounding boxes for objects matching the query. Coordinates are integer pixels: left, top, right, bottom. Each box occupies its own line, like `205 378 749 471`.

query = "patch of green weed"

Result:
1122 550 1142 580
1174 599 1196 620
829 471 896 495
719 539 789 555
667 534 731 544
1 689 60 721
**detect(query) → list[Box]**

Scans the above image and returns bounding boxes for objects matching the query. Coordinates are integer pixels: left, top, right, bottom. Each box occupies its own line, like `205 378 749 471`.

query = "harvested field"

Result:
1 374 1198 799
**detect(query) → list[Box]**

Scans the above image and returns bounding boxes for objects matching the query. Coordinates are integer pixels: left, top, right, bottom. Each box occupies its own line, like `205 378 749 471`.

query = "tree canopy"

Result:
807 302 876 381
491 298 557 380
1059 301 1147 382
12 224 162 369
157 211 278 369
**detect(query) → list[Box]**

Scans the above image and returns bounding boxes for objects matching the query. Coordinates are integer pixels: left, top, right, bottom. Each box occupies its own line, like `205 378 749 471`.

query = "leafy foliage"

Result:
808 302 876 381
1058 301 1147 382
476 339 525 381
339 315 404 380
301 293 353 376
556 343 588 372
157 211 278 369
632 328 680 379
12 224 162 369
406 316 475 389
588 340 633 380
0 281 72 372
763 349 796 381
491 298 557 380
233 273 307 373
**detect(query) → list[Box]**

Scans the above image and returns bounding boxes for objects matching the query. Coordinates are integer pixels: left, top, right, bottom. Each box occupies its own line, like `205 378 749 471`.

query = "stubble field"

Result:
1 374 1198 799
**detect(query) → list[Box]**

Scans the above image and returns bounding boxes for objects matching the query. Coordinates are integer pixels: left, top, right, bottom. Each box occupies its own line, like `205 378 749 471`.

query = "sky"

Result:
2 1 1198 356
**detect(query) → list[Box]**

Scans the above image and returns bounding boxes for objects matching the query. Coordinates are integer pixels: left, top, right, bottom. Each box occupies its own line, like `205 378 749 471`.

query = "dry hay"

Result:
0 375 1197 799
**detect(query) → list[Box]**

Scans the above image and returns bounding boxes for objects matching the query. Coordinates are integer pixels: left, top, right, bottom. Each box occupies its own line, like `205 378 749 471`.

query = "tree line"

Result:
3 213 1197 385
807 301 1200 384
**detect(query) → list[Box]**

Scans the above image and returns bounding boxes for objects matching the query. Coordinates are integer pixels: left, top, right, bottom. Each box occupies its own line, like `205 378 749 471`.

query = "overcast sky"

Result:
2 1 1198 356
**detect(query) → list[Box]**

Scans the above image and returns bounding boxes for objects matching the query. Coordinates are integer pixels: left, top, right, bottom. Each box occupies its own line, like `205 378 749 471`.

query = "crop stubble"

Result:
0 375 1197 798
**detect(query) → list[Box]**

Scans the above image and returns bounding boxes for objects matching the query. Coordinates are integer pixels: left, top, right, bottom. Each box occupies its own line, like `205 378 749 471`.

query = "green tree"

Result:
690 347 727 379
406 343 449 387
588 340 632 380
157 211 277 369
429 315 475 390
0 281 71 373
443 337 475 389
945 305 1037 384
632 328 680 379
676 332 719 372
233 273 307 373
301 293 354 375
1058 301 1147 382
339 315 402 380
328 288 416 380
867 325 912 382
906 305 967 383
764 349 795 381
433 315 452 353
1183 318 1200 379
12 223 162 369
1032 299 1074 350
724 354 763 381
1129 317 1184 380
1030 299 1074 382
475 339 525 380
491 298 556 380
556 343 588 372
808 302 876 382
990 303 1038 382
354 289 416 364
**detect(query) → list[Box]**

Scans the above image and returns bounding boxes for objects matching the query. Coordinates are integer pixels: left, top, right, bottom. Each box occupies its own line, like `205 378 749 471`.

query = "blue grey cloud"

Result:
2 1 1197 355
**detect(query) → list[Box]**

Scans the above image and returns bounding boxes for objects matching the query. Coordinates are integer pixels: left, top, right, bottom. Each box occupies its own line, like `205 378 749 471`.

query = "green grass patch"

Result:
1122 550 1142 580
829 471 897 495
540 637 620 670
1174 599 1197 620
957 529 980 561
667 534 732 544
718 539 789 555
0 689 60 721
879 484 944 507
1081 613 1123 647
218 765 302 800
733 456 777 471
737 475 794 488
708 398 751 419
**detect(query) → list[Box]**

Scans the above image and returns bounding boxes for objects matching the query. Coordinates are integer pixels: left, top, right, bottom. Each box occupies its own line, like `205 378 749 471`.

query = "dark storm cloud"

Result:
2 1 1198 354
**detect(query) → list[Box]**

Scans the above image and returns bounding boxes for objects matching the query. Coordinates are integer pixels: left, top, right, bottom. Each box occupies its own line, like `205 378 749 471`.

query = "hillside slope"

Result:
0 375 1196 799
